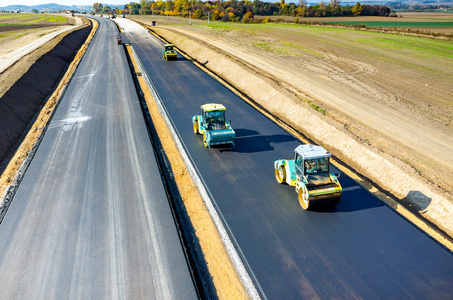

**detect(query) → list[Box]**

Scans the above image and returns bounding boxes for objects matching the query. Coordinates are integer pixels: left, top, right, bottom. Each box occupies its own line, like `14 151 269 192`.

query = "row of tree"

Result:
92 0 391 21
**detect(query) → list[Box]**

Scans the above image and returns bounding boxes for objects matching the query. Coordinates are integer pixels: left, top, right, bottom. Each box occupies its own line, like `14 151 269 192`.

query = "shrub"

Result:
193 8 203 19
244 11 253 19
221 13 230 22
212 12 220 20
263 17 270 23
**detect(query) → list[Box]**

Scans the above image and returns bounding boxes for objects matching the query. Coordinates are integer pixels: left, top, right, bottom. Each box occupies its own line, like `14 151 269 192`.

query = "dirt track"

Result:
129 14 453 237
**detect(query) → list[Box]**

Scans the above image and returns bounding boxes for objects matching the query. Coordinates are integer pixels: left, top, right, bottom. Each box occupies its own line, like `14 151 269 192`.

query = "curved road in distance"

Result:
116 18 453 299
0 17 197 299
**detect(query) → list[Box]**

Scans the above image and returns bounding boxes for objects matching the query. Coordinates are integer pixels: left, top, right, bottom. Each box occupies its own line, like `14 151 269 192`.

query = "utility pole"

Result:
189 11 191 25
208 11 210 24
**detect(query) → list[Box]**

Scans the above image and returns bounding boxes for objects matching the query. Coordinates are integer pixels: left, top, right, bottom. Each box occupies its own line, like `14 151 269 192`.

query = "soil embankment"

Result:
0 23 92 171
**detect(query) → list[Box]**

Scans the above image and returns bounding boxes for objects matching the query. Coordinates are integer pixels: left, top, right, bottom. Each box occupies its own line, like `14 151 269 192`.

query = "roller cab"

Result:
192 103 235 148
274 145 342 210
162 44 177 60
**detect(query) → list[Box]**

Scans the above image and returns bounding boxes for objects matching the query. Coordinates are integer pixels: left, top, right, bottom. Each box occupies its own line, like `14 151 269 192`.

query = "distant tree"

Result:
212 11 220 20
244 10 253 19
330 0 340 15
379 6 390 16
127 2 141 14
32 8 39 13
92 2 103 14
351 2 363 15
193 8 203 18
140 0 151 6
221 12 230 21
330 0 340 7
102 5 112 13
298 0 306 9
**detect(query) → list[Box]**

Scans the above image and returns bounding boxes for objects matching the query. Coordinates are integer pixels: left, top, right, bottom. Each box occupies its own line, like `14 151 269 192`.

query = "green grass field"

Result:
318 21 453 27
0 13 69 42
0 14 67 26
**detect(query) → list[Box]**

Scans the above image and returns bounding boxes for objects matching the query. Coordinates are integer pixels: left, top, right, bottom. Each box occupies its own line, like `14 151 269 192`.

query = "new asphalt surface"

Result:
0 17 197 299
116 17 453 299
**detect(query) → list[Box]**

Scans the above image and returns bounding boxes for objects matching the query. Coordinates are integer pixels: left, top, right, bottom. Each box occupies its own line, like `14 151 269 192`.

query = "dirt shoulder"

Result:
130 15 453 240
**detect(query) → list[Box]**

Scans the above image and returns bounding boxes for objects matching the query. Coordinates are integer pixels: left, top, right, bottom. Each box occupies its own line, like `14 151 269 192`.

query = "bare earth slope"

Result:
0 17 91 170
130 15 453 237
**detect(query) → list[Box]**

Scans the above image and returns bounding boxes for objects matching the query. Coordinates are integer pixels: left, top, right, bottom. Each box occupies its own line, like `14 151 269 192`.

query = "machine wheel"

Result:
275 166 286 184
298 186 310 210
334 197 341 205
193 121 199 134
203 132 208 147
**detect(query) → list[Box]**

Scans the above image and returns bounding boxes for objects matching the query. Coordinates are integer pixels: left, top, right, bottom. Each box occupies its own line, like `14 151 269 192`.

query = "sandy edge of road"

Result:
141 24 453 249
0 19 98 223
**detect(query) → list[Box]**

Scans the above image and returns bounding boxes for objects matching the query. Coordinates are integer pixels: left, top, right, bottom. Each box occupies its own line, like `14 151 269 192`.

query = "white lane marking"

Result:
342 185 361 192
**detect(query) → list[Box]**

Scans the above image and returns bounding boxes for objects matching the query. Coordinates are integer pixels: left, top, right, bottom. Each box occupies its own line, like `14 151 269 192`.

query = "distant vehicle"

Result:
192 103 235 147
117 37 122 45
162 44 177 61
274 144 342 210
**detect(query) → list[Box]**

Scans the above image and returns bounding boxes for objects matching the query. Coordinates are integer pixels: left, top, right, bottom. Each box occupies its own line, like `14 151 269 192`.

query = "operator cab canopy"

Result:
201 103 226 112
164 44 174 51
294 144 331 160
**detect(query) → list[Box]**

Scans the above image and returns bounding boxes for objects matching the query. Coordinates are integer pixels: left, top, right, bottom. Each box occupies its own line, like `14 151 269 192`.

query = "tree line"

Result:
92 0 391 21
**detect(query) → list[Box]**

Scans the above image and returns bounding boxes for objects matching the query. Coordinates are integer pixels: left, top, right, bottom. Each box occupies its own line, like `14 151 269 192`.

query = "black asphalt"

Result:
123 20 453 299
0 17 197 299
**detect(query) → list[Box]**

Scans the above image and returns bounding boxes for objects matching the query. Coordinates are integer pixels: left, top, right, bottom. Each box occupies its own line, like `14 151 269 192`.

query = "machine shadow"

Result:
309 194 385 213
232 128 298 153
404 190 431 211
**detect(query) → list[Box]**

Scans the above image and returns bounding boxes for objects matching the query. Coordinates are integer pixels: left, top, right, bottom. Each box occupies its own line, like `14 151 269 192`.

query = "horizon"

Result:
0 0 396 8
1 1 127 6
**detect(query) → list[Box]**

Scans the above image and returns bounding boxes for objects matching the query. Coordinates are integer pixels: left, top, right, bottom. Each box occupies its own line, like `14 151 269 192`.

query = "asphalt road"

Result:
0 17 197 299
117 18 453 299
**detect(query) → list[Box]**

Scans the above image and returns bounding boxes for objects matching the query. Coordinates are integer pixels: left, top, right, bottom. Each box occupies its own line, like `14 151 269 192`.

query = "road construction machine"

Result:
274 144 342 210
162 44 177 61
192 103 235 147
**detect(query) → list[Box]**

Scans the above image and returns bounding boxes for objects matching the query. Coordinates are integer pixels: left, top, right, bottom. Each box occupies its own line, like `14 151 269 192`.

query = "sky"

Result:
1 0 128 6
